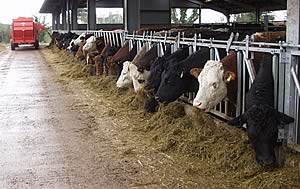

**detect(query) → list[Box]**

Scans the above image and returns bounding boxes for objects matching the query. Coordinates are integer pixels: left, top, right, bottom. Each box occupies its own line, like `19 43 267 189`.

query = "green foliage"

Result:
78 8 88 24
171 8 199 24
0 23 11 43
33 15 51 43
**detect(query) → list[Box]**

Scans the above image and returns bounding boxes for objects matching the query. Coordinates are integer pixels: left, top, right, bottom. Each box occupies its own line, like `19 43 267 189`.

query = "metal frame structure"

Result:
54 28 300 145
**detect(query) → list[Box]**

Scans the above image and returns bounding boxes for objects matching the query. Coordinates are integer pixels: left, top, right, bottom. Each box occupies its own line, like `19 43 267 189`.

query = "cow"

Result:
116 61 132 88
86 37 105 65
108 42 138 78
155 47 211 104
116 46 149 92
67 33 86 55
143 47 189 112
136 44 158 72
191 32 286 114
228 54 294 168
94 43 119 76
191 51 237 113
107 42 130 76
83 36 97 57
75 41 87 60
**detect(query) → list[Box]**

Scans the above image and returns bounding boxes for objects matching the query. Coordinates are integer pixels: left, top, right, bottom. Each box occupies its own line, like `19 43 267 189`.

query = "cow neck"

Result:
138 45 158 71
247 54 274 108
220 51 237 74
112 43 130 63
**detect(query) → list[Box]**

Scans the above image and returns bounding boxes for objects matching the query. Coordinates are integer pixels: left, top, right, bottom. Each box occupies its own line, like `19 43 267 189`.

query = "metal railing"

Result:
53 29 300 145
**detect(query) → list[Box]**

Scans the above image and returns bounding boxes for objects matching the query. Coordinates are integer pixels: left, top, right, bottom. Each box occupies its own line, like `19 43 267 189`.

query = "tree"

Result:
233 11 275 23
78 8 88 24
33 15 51 43
0 23 11 43
171 8 199 24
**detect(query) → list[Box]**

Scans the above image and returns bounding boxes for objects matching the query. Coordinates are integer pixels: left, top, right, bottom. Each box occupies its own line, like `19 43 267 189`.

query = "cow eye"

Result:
212 82 218 89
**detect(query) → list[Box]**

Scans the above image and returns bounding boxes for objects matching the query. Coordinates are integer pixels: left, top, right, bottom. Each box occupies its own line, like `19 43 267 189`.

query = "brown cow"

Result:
75 41 86 60
107 42 138 77
136 44 158 72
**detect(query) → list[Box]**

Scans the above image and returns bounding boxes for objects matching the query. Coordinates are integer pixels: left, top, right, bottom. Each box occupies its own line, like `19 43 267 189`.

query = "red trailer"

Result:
10 17 44 50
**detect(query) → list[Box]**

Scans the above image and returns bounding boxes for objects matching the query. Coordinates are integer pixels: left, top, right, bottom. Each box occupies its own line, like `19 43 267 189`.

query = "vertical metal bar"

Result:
236 51 243 116
225 100 228 115
109 32 113 45
278 52 286 113
242 52 247 114
273 54 279 109
214 48 220 61
210 48 215 60
112 32 116 46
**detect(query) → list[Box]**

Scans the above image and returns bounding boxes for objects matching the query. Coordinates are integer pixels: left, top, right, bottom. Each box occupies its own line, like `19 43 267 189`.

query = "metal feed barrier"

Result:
53 29 300 146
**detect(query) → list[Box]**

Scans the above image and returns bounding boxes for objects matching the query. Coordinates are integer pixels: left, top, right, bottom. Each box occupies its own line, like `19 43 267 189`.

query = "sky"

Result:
0 0 51 25
0 0 287 25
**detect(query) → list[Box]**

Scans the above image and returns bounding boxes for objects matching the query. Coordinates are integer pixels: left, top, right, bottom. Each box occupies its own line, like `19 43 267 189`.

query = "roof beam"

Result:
186 0 228 15
223 0 256 10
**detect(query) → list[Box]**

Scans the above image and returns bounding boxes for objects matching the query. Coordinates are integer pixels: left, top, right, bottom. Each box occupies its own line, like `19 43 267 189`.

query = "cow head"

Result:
192 60 235 111
144 57 168 93
83 36 97 53
129 63 150 92
116 61 132 88
228 104 294 168
155 60 191 103
73 33 86 46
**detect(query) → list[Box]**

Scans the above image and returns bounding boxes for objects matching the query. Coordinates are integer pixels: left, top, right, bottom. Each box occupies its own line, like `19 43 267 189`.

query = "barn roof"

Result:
39 0 286 14
190 0 286 15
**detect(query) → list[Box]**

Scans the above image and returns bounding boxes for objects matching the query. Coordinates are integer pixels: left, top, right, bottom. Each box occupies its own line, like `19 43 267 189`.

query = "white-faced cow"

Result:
116 46 149 92
116 61 132 88
191 51 237 112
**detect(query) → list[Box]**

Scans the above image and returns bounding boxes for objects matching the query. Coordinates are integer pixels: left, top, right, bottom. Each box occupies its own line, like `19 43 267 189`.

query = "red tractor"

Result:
10 17 45 50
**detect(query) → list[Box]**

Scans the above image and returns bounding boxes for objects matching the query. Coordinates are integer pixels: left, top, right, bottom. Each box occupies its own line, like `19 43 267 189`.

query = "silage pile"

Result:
41 47 300 189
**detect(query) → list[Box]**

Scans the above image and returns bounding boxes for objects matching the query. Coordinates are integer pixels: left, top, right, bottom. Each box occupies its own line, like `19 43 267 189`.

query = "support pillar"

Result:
285 0 300 144
255 8 260 24
72 0 78 30
124 0 140 33
199 5 201 24
52 13 56 30
66 0 71 31
61 0 67 30
87 0 96 30
55 10 60 30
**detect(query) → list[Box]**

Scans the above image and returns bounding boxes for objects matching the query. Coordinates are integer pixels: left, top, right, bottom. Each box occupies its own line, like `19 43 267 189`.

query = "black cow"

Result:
228 54 294 168
155 47 211 103
144 47 189 112
63 33 79 49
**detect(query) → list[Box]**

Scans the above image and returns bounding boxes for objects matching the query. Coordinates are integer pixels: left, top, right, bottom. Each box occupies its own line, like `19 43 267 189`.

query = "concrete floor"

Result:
0 48 128 188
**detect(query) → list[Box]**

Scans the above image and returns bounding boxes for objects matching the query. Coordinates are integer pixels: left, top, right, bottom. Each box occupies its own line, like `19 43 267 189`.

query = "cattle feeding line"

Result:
53 29 300 145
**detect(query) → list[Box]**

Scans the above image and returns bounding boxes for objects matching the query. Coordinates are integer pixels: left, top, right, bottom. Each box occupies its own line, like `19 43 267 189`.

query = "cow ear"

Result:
224 71 236 83
276 112 294 124
227 114 247 128
190 68 202 79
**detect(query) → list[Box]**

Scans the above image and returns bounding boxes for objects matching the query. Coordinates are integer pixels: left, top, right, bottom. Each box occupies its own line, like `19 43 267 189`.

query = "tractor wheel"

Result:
11 43 15 51
34 41 39 50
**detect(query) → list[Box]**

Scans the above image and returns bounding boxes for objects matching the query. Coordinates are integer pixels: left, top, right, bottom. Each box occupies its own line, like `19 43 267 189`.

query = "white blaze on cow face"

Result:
83 36 97 52
193 60 228 111
73 33 86 46
67 39 75 50
116 61 132 88
129 63 150 92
